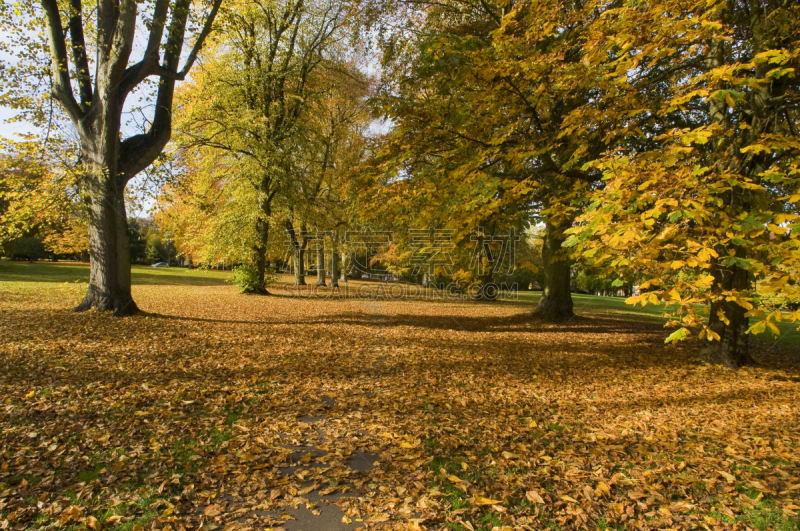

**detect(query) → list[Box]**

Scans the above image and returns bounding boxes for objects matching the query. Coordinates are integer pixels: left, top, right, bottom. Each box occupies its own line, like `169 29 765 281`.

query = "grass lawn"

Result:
0 261 232 285
0 262 798 531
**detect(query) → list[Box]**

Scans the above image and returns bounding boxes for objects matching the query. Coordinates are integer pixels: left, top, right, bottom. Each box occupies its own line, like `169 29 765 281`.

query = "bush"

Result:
8 237 46 262
228 264 262 293
227 264 278 293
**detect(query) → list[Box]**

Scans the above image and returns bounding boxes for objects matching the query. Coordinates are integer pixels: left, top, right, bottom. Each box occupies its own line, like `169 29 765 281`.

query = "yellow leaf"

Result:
473 495 503 506
447 474 466 485
595 482 611 497
526 490 545 504
767 322 780 336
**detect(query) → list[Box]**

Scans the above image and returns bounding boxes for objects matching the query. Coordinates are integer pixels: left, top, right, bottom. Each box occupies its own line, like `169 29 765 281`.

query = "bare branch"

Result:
176 0 224 78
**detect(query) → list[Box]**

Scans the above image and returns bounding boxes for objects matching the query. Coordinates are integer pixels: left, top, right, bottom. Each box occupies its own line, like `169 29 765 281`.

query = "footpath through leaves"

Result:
1 273 799 531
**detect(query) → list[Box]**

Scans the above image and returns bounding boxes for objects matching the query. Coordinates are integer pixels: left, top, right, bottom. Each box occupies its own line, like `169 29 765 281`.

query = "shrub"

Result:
227 264 277 293
228 264 262 293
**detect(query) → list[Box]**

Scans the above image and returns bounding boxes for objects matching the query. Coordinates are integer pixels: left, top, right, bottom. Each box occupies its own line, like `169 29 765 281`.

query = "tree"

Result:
283 64 373 288
1 0 223 313
564 0 800 367
368 0 609 317
174 0 355 293
0 138 89 259
154 151 265 268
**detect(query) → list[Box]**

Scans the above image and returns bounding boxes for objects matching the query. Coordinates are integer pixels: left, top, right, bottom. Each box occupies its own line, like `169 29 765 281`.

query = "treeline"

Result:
1 0 798 367
357 0 800 367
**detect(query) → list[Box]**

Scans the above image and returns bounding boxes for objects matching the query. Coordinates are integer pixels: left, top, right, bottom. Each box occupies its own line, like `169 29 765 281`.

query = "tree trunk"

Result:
349 251 362 279
316 245 326 286
473 239 496 301
331 251 340 288
253 215 271 295
296 246 306 285
534 220 574 320
75 169 138 315
704 262 754 369
297 228 309 286
285 219 307 286
340 253 348 282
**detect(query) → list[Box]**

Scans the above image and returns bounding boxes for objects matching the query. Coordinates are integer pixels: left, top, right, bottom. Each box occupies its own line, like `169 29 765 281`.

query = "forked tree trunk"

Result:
331 251 340 288
42 0 222 316
316 246 326 286
704 262 755 369
534 220 574 320
75 165 138 315
285 220 308 286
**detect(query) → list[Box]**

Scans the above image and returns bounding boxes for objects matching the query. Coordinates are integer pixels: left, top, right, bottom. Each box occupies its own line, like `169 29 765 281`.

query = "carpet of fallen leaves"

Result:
1 277 799 531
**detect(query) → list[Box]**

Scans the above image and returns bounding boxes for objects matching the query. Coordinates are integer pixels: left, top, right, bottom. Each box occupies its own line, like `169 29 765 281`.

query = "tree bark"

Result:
75 167 137 315
315 245 326 286
285 220 308 286
534 220 574 320
249 197 270 294
296 244 307 285
704 261 755 369
331 251 340 288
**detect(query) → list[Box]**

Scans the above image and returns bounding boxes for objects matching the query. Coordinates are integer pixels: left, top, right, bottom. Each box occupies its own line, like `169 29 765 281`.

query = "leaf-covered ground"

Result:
1 264 799 531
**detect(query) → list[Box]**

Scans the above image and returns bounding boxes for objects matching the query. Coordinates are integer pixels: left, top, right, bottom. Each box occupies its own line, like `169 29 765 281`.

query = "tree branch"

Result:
119 0 170 98
176 0 223 79
41 0 84 124
68 0 92 109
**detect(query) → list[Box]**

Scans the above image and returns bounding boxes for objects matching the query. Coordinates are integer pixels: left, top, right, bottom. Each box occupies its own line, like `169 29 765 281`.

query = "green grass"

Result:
0 261 231 286
2 262 797 346
514 291 800 348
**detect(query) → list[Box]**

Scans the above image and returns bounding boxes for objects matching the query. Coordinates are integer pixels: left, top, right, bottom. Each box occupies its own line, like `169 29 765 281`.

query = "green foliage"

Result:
5 236 45 262
146 243 162 264
226 264 277 294
503 267 538 291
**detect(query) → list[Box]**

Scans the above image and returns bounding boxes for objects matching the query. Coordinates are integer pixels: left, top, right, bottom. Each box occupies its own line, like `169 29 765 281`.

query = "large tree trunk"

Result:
534 220 574 320
75 167 138 315
704 262 754 369
315 245 326 286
